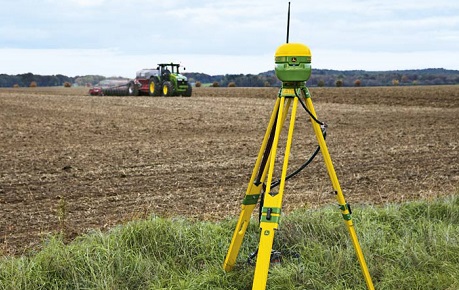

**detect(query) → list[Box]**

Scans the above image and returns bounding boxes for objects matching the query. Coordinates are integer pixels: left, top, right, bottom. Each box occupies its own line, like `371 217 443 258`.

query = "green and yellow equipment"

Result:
223 3 374 289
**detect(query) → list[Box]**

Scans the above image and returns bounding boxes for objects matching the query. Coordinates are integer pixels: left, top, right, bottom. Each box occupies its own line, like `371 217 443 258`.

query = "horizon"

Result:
3 67 458 79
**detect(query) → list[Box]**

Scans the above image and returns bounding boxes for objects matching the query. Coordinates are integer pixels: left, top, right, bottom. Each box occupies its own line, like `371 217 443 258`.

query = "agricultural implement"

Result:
89 63 192 97
223 3 375 290
88 79 131 96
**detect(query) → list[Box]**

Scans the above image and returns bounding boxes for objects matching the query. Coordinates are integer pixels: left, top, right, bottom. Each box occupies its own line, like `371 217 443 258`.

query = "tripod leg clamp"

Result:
339 203 352 221
260 207 281 223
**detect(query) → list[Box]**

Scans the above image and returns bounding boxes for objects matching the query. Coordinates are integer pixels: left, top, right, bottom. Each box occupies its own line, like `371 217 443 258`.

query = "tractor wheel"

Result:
162 81 174 97
149 78 160 96
128 82 139 96
183 83 192 97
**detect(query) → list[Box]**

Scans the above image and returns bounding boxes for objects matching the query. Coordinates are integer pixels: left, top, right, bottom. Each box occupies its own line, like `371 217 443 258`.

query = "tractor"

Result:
128 63 192 97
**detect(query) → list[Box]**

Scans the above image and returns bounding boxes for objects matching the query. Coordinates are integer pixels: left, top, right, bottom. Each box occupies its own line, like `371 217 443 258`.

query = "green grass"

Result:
1 196 459 289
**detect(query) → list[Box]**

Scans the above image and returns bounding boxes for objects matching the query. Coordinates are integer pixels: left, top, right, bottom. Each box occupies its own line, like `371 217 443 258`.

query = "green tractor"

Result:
131 63 192 97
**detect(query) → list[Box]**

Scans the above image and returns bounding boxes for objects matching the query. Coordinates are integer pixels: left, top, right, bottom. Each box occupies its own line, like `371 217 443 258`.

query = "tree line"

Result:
1 68 458 88
184 68 459 87
0 73 106 88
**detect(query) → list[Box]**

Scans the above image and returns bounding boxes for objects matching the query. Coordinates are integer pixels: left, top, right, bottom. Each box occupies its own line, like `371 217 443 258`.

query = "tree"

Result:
354 79 361 87
335 79 343 87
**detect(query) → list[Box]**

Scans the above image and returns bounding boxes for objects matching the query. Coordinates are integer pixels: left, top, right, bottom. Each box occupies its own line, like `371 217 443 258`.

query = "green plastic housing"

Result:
274 43 312 82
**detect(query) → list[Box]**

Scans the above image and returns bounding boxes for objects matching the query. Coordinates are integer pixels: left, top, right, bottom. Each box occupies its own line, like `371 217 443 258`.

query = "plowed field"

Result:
1 85 458 255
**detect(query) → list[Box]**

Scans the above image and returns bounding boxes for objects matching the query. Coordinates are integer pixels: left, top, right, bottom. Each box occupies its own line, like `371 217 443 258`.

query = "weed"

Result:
57 196 67 235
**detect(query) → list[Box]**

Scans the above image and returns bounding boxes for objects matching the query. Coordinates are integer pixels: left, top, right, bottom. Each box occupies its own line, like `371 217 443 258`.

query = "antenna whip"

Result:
286 2 291 43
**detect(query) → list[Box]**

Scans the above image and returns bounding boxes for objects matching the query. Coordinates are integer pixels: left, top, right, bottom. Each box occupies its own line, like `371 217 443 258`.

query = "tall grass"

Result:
1 196 459 289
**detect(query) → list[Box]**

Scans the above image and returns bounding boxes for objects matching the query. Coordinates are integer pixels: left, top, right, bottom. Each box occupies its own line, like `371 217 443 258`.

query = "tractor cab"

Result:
157 63 184 81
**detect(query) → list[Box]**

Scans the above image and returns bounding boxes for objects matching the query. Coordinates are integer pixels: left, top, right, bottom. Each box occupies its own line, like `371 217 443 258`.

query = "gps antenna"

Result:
286 2 291 43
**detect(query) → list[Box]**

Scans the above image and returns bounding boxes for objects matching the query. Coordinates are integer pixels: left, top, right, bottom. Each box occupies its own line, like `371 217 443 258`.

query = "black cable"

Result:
270 140 322 189
255 115 278 185
296 87 324 126
269 86 327 189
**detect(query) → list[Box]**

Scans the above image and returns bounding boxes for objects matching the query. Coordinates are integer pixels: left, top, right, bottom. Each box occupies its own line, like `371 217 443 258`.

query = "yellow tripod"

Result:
222 43 374 290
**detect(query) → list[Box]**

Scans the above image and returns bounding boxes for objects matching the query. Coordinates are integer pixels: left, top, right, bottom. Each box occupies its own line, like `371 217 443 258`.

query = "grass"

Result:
1 196 459 289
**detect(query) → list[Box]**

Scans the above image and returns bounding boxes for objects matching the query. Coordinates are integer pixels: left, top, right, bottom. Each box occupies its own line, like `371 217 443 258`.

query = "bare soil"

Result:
1 85 458 255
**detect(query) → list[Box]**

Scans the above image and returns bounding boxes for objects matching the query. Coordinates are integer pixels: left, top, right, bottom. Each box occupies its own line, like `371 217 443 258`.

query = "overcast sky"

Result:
1 0 458 77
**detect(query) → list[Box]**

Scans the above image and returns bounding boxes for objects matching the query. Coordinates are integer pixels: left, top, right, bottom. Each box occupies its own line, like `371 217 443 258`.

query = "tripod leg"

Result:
303 91 375 290
252 97 298 290
223 98 281 272
224 96 295 272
